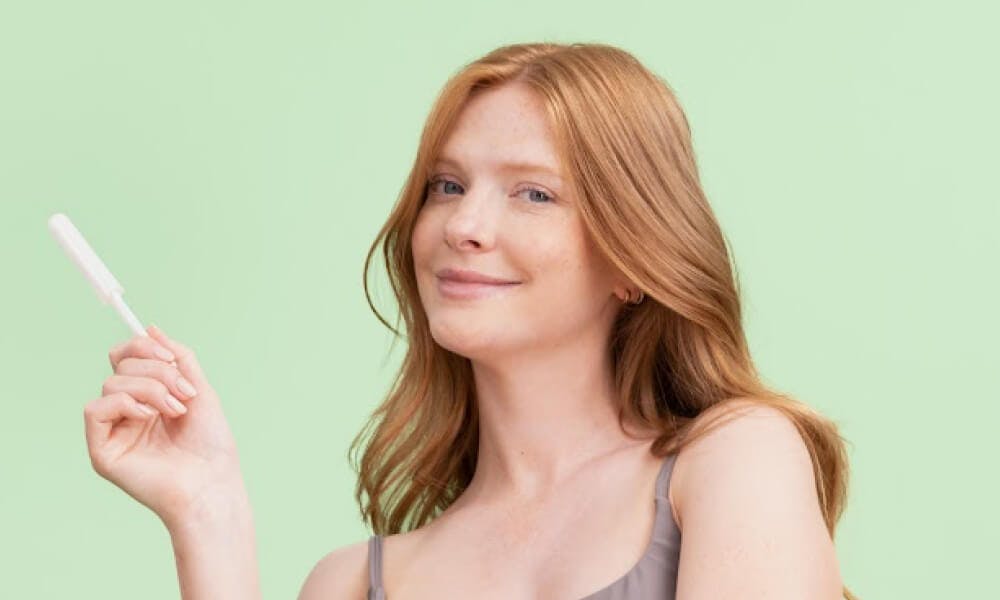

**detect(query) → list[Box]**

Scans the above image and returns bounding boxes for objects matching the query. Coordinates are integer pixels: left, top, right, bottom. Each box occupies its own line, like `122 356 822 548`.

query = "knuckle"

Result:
149 362 178 392
108 344 124 368
142 338 166 355
148 379 170 402
115 356 136 374
108 336 141 368
152 378 169 394
127 336 146 354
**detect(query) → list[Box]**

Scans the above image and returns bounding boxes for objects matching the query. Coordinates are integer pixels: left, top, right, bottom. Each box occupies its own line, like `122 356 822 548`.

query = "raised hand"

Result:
83 324 245 530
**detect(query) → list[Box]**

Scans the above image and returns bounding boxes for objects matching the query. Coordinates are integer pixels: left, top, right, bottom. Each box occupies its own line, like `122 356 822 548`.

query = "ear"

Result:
607 262 633 303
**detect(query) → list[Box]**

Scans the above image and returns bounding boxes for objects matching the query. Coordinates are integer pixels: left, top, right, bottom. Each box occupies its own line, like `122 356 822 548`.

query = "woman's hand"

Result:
83 324 246 530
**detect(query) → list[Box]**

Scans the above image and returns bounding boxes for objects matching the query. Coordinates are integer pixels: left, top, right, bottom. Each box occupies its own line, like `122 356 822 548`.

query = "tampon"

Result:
48 213 148 337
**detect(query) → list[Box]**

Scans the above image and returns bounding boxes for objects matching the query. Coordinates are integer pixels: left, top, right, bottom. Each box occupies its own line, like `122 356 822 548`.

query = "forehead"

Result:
434 84 563 179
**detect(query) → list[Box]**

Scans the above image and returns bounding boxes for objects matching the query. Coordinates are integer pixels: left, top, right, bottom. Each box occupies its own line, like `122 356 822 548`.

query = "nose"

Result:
442 187 499 252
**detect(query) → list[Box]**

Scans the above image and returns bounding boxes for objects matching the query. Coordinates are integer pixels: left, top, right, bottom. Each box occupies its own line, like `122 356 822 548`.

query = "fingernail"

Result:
176 376 197 398
137 403 157 416
154 346 176 361
166 394 188 414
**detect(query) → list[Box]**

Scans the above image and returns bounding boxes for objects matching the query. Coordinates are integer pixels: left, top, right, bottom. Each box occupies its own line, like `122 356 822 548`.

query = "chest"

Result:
380 487 659 600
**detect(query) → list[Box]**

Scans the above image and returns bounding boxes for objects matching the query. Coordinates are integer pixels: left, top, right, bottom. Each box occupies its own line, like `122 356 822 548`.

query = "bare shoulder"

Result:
668 399 814 528
297 537 370 600
667 399 843 598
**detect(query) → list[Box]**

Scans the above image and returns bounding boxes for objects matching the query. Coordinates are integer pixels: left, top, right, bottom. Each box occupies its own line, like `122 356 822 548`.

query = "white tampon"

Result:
47 213 148 338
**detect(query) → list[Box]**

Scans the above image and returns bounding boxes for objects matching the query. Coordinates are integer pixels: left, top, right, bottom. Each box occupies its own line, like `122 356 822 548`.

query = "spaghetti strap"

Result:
367 534 386 600
579 451 682 599
655 452 679 500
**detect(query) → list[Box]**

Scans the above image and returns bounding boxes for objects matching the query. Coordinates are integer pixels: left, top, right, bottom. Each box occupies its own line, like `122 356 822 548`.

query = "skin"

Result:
84 82 842 600
298 82 843 598
412 82 653 503
86 326 259 599
399 81 669 597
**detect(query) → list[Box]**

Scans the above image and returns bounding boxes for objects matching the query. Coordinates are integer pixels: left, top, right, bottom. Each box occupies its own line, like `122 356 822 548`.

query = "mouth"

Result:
435 276 521 300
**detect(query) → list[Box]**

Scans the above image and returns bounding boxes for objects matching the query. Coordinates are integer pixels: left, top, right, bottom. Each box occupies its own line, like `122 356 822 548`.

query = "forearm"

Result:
166 487 262 600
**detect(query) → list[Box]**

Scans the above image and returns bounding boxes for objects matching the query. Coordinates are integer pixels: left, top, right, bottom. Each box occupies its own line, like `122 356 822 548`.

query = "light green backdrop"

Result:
2 1 996 598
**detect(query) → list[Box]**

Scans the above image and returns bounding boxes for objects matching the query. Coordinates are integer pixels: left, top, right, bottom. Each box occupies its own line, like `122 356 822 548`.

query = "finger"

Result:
109 333 177 371
146 324 208 389
84 393 158 464
116 357 199 402
103 373 188 417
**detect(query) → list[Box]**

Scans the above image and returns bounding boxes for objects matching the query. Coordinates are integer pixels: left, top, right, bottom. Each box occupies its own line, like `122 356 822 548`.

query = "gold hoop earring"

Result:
622 289 645 305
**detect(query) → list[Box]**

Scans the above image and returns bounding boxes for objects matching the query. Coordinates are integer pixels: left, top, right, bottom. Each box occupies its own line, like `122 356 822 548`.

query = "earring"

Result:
622 289 645 305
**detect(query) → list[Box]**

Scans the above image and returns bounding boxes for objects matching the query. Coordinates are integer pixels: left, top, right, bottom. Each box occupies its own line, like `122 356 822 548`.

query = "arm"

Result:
671 403 844 599
166 484 262 600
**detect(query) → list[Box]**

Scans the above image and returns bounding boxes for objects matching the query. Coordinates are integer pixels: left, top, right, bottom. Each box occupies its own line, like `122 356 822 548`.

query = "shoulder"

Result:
668 399 843 598
669 400 814 522
297 537 371 600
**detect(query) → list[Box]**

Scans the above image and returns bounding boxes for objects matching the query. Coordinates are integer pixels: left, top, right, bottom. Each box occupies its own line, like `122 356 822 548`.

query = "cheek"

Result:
411 209 436 267
529 232 604 295
530 243 615 334
411 208 450 310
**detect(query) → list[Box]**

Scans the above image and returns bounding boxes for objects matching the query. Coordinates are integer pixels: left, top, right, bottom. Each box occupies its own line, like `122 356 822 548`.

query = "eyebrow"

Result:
433 154 564 182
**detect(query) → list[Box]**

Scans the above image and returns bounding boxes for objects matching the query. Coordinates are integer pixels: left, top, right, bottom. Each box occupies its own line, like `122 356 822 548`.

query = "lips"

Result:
435 270 520 300
435 267 519 285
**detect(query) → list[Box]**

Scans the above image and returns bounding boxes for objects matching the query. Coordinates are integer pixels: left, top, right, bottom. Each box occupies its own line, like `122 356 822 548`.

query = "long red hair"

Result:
350 42 857 600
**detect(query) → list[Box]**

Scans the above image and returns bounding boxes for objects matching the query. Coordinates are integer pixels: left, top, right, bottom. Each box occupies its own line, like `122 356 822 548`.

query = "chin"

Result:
427 315 509 360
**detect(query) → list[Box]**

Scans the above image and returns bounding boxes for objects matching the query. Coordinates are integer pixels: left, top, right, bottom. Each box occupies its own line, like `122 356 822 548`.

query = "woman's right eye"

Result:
427 178 464 196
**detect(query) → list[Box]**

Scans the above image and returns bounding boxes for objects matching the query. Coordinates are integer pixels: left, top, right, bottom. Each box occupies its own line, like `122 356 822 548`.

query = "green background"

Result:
2 1 996 597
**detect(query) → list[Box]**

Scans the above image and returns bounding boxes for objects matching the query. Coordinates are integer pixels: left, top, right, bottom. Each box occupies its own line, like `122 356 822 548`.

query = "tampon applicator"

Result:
47 213 148 338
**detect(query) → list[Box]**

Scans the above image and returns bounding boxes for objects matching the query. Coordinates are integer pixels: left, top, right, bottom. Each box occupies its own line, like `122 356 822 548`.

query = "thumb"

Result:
146 324 209 390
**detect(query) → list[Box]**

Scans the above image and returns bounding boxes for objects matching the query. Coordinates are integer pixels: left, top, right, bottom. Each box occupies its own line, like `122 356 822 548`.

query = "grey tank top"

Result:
367 452 681 599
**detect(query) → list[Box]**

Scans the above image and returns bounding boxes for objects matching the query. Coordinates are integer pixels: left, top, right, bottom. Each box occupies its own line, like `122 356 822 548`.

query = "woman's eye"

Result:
426 178 553 204
519 187 553 204
427 178 463 196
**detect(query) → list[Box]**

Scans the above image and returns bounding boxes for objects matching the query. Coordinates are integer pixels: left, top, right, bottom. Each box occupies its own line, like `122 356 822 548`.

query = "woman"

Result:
84 42 856 599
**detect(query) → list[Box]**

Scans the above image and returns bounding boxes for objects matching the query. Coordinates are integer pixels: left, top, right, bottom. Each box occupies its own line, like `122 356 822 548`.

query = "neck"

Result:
463 325 651 504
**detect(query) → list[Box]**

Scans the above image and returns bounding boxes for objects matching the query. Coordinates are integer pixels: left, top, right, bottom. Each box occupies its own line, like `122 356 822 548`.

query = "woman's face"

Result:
411 82 623 361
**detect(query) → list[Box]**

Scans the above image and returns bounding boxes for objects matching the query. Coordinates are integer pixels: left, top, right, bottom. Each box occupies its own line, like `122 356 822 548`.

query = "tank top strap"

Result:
654 452 679 500
367 534 386 600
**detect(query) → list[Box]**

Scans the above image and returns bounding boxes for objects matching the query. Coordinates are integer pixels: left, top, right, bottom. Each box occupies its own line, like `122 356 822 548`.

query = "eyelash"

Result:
426 177 554 204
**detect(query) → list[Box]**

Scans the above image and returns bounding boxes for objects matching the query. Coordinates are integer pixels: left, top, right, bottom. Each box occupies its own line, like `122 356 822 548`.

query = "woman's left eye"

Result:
519 187 554 204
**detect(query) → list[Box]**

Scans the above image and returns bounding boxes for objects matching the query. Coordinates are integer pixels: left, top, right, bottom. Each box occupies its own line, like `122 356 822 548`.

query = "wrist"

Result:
164 478 254 537
165 483 261 600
